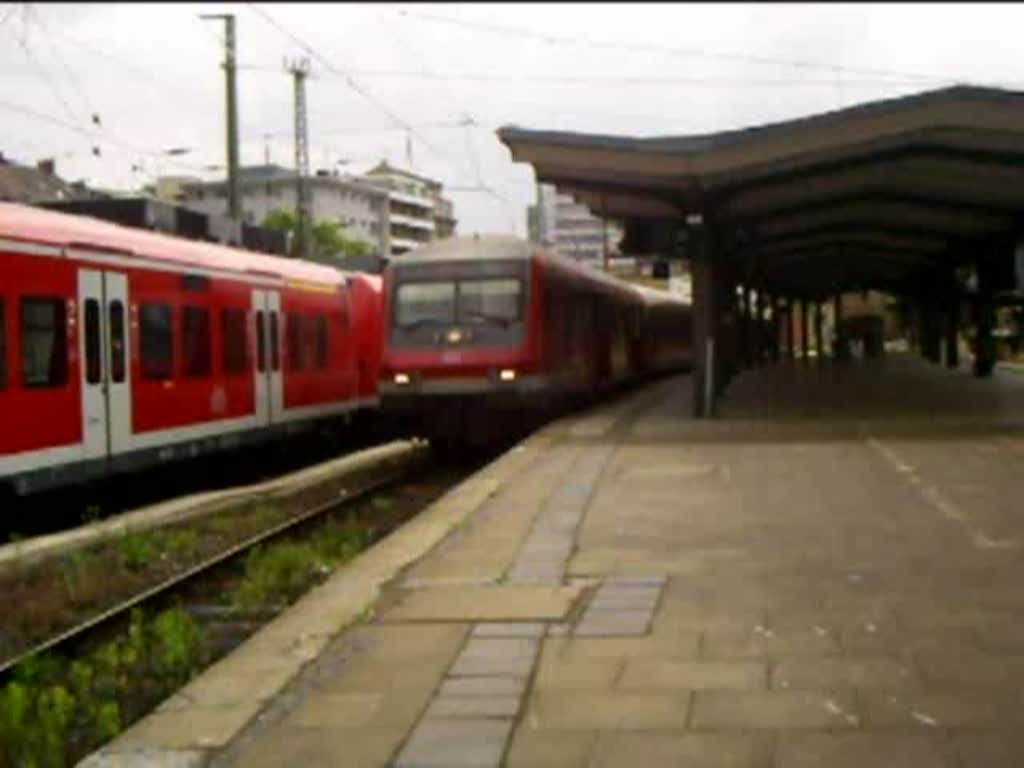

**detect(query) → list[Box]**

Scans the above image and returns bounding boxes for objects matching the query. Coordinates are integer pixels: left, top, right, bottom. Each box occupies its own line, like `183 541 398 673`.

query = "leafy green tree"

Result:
261 208 373 263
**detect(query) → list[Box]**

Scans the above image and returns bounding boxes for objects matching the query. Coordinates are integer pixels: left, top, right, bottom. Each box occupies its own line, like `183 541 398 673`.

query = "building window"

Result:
182 306 211 377
140 302 173 380
20 296 68 388
222 308 247 375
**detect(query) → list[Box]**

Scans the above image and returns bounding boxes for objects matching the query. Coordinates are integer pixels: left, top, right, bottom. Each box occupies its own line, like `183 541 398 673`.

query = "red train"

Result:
379 235 692 447
0 203 381 496
0 204 691 496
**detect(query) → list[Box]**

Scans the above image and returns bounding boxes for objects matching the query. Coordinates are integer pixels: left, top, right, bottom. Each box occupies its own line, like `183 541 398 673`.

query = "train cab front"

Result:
379 251 544 429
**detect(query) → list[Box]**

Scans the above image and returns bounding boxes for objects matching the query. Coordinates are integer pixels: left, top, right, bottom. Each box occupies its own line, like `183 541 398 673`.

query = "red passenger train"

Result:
379 235 692 447
0 203 380 496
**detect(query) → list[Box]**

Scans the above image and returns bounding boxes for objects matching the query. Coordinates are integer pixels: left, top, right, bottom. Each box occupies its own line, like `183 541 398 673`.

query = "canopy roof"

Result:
499 85 1024 297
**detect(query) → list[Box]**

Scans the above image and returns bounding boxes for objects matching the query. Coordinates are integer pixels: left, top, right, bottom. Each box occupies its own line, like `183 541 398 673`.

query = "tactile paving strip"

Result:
574 575 667 637
393 623 542 768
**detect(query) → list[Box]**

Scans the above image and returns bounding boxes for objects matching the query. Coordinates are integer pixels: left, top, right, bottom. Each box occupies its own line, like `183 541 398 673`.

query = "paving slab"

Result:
618 659 767 691
776 731 957 768
523 691 692 731
379 585 584 622
393 719 514 768
588 732 777 768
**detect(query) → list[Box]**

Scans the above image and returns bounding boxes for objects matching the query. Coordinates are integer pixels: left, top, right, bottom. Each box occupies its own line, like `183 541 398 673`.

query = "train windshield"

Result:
459 279 521 324
396 282 456 327
396 279 522 327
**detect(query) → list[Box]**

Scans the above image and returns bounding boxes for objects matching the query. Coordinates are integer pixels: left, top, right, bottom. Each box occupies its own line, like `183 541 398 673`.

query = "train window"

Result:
459 279 521 323
269 312 279 371
396 282 455 327
315 315 328 369
221 308 247 375
140 303 173 380
109 301 126 383
20 297 68 389
255 311 266 372
84 299 101 384
0 298 6 390
182 306 211 377
287 313 304 371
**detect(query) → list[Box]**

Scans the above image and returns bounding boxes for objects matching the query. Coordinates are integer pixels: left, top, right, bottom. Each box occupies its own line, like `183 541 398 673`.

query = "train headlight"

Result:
394 373 410 385
499 369 516 382
446 329 463 343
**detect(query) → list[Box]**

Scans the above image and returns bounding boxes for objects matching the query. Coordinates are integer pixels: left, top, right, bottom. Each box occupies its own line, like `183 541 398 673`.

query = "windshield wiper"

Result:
462 310 514 328
401 316 450 330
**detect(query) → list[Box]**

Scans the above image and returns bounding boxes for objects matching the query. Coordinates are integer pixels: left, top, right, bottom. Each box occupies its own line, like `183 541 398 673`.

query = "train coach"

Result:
0 203 380 496
379 235 692 447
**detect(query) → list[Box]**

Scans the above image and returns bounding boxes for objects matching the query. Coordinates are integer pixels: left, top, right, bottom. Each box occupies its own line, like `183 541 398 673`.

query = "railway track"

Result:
0 449 484 767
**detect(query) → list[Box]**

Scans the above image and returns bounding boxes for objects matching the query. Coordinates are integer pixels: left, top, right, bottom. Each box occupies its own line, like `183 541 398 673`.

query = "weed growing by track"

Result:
233 517 372 609
0 607 208 768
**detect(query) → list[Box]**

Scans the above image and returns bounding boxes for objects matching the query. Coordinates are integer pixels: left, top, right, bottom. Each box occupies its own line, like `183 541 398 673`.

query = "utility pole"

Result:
287 58 311 260
200 13 240 223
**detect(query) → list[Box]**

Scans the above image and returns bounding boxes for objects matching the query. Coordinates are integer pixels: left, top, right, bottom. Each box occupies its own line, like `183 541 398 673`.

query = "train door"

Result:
252 288 284 425
78 269 132 461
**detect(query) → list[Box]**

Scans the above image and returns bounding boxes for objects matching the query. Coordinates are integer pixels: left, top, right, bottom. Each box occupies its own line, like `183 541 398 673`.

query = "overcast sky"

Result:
2 2 1022 236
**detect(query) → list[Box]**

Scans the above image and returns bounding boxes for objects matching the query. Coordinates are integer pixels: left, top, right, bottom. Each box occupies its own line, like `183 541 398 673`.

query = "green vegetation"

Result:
261 208 372 264
370 494 394 513
0 608 207 768
233 519 371 609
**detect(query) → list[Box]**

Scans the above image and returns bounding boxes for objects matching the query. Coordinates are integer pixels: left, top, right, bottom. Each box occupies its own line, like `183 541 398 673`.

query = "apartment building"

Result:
181 164 391 261
528 182 623 269
361 161 457 256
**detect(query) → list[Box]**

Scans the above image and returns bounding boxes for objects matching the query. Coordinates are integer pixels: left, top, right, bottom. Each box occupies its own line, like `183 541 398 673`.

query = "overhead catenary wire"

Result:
388 8 484 187
243 3 517 224
243 3 480 186
234 64 970 88
396 7 977 88
7 9 88 132
0 98 213 173
26 5 102 128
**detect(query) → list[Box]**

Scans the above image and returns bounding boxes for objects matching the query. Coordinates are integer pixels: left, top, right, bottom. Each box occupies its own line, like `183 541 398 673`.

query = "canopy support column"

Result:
690 209 721 418
974 258 997 378
814 301 825 361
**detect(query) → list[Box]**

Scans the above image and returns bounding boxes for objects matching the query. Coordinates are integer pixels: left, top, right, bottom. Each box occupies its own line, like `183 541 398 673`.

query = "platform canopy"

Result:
498 85 1024 299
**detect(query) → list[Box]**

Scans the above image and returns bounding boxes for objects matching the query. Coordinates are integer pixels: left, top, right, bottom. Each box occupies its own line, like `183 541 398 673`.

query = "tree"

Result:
261 208 373 263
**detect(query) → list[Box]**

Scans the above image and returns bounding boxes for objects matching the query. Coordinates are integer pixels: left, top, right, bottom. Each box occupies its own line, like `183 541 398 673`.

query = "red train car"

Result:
379 235 691 446
0 203 379 496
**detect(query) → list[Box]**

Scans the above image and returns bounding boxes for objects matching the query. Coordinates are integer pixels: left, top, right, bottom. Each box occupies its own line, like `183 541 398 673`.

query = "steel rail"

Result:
0 460 421 681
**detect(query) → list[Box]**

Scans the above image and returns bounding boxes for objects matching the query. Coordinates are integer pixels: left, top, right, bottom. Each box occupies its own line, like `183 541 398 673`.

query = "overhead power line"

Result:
27 5 102 128
7 10 86 131
0 98 211 172
243 3 515 216
279 69 968 88
397 8 975 87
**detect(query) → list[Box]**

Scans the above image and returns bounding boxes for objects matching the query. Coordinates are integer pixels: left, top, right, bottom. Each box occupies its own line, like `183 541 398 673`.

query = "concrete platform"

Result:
84 356 1024 767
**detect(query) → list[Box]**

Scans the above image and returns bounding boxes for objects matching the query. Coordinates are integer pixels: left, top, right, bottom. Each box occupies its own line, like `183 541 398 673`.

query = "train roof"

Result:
399 234 531 263
631 283 691 308
0 202 349 287
394 234 692 308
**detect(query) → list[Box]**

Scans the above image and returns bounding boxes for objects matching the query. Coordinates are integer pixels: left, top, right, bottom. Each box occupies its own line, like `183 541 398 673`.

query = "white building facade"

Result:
181 165 391 259
529 182 623 269
361 161 457 256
